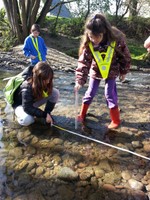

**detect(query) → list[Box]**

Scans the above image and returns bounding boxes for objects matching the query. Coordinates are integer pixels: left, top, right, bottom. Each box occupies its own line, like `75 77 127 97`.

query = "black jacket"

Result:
13 81 47 118
13 65 48 118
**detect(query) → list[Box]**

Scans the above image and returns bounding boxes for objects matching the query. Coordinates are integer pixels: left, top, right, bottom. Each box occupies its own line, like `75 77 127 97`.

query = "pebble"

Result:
121 170 131 180
128 178 144 190
57 167 78 180
102 183 116 191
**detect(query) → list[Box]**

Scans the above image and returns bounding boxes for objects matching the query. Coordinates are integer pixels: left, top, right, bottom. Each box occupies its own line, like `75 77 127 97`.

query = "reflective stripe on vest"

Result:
30 36 42 61
89 41 116 79
42 90 48 98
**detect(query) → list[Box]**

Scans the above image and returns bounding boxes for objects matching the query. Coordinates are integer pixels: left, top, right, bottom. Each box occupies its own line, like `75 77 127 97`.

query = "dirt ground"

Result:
42 32 80 58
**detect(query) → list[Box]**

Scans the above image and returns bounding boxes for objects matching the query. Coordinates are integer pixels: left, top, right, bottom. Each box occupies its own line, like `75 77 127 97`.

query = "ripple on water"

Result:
0 115 7 199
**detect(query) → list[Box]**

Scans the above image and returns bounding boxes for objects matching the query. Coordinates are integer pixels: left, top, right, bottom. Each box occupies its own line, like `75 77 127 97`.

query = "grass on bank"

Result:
43 15 149 66
62 37 148 67
127 39 149 67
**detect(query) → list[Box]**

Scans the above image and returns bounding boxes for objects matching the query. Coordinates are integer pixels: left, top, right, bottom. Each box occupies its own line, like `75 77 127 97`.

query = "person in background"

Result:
23 24 47 65
74 13 131 129
144 36 150 53
13 62 59 126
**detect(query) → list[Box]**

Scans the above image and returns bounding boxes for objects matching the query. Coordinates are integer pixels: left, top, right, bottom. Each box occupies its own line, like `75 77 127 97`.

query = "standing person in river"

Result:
144 36 150 53
23 24 47 66
74 13 131 129
13 62 59 126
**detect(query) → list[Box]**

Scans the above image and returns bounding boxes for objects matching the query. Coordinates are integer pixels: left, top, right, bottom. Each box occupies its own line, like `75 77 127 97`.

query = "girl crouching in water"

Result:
13 62 59 126
74 13 131 129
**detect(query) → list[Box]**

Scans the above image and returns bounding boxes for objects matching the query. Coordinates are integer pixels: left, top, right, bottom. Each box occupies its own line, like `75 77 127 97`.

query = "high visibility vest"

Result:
89 41 116 79
42 90 48 98
30 36 42 61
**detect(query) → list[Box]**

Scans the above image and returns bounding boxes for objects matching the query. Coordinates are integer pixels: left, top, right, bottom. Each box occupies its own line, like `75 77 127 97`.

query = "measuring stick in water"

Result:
75 90 78 130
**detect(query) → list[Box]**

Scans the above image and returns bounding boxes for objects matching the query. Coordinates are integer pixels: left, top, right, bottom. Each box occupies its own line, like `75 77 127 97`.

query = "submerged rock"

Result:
57 167 78 180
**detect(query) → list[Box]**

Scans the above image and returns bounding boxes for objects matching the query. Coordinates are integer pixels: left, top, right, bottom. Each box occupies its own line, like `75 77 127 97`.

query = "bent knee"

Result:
50 88 60 103
17 115 35 126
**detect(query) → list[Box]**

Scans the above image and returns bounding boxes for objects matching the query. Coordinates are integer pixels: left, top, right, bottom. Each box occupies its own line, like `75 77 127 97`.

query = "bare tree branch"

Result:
29 0 41 27
37 0 53 24
49 0 76 11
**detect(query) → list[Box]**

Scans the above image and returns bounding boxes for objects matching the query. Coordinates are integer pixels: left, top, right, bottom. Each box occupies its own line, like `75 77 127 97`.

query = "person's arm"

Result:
42 37 47 55
75 47 92 88
22 86 53 124
38 36 47 57
23 37 32 57
21 84 47 118
117 38 131 79
144 36 150 52
23 37 36 59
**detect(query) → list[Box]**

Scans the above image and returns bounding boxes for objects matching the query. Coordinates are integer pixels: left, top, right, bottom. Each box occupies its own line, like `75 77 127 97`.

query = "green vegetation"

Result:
43 16 84 37
128 41 145 59
43 15 150 66
0 8 17 51
0 10 149 66
127 39 148 66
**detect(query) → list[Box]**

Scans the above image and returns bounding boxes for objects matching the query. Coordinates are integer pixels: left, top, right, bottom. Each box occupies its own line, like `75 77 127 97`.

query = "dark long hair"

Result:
79 13 125 56
31 62 53 100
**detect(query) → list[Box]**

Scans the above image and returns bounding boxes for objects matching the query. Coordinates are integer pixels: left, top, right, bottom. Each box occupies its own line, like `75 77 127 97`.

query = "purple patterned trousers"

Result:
82 77 118 109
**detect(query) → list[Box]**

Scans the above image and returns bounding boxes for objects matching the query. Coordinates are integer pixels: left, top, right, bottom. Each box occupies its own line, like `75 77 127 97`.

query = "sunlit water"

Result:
0 69 149 199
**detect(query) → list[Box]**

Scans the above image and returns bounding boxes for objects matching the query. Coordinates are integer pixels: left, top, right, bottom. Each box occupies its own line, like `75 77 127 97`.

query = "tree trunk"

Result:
129 0 138 17
85 0 90 20
2 0 53 43
37 0 53 24
29 0 41 28
12 0 23 42
2 0 73 43
19 1 28 38
53 3 62 33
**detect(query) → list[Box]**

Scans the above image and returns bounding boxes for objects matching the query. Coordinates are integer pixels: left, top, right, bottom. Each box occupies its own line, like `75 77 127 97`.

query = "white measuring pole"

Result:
75 90 78 130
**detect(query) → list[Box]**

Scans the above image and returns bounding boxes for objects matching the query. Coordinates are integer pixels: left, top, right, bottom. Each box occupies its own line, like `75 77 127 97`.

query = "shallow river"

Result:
0 70 150 200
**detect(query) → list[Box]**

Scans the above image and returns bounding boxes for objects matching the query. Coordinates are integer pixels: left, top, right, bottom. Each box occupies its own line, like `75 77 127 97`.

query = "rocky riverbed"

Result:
0 46 150 200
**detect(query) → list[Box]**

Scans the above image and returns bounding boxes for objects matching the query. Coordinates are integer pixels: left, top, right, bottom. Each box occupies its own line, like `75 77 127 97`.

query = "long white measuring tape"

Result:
52 124 150 161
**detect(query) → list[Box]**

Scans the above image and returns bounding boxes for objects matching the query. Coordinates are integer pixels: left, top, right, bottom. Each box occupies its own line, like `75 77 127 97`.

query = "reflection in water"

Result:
0 107 7 199
117 71 150 88
4 102 14 122
0 108 4 148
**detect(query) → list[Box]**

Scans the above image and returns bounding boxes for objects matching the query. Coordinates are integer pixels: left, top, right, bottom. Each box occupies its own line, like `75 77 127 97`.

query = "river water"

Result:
0 70 150 200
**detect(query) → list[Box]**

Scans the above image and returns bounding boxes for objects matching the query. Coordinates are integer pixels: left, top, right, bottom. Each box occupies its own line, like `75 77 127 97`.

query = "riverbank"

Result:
0 42 150 73
0 45 77 73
